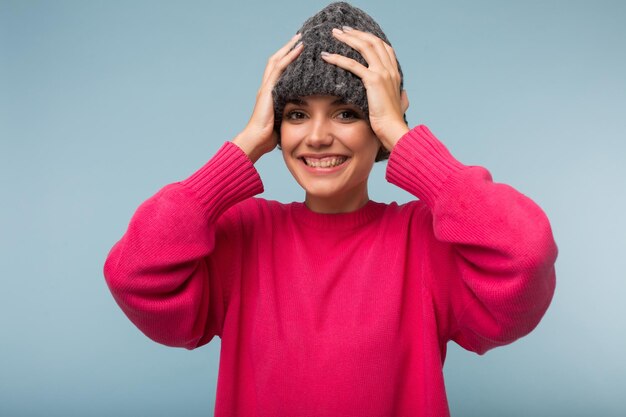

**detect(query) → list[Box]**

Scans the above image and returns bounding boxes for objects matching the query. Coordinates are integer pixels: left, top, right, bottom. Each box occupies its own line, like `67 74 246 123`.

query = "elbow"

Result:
492 259 557 349
456 263 557 355
521 203 559 273
500 263 558 350
103 240 126 294
460 296 554 355
520 224 558 323
144 326 210 350
102 249 214 351
454 217 558 355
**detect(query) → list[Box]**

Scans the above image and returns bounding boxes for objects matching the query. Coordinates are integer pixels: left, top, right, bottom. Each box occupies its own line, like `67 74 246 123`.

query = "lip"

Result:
298 153 350 159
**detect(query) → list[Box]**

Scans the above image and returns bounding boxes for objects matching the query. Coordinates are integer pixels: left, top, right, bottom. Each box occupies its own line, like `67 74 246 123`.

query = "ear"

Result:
401 89 409 114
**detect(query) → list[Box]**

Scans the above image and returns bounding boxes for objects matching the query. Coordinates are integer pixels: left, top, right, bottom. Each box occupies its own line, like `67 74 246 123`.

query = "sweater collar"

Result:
290 199 386 230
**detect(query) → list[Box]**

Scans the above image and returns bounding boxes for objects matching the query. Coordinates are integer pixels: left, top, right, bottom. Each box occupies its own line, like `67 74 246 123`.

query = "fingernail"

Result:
294 41 303 49
332 28 343 35
321 51 330 58
342 26 353 31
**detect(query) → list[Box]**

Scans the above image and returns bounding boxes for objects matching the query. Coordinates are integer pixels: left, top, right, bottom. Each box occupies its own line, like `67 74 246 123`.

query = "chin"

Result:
302 184 343 199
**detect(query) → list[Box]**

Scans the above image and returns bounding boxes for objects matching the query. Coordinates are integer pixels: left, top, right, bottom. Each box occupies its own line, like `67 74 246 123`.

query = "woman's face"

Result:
280 94 381 213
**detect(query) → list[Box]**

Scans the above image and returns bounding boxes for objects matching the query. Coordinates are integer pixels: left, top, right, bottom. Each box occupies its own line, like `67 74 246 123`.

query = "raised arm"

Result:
386 125 558 354
103 143 263 349
103 33 304 350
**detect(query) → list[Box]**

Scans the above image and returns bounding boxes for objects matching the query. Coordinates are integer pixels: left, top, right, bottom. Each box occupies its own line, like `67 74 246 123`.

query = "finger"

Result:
381 41 400 75
336 28 403 92
321 49 400 101
320 51 369 80
332 27 393 72
264 40 304 88
262 32 301 84
352 29 397 72
262 33 302 84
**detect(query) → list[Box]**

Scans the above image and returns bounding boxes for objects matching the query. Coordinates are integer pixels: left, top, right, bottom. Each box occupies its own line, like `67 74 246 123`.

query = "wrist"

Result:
232 131 267 164
378 122 410 151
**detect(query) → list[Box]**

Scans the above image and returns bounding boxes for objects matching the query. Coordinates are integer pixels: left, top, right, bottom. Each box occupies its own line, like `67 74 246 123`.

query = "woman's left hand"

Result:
322 26 410 151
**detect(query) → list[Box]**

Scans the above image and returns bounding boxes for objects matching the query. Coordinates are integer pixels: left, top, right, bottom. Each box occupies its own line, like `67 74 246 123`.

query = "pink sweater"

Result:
104 125 557 416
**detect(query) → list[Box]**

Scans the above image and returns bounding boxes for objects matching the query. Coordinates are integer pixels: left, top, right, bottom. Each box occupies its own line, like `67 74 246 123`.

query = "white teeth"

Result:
303 156 347 168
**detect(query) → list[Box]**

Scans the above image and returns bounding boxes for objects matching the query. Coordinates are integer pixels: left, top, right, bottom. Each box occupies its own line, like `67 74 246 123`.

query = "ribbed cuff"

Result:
385 125 467 208
179 141 264 221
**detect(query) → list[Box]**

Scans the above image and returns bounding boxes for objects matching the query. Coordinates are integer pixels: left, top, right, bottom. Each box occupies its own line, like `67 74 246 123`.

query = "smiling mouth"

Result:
300 156 348 168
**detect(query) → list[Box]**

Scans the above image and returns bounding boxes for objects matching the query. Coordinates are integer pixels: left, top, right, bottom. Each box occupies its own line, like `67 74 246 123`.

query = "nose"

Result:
304 116 333 148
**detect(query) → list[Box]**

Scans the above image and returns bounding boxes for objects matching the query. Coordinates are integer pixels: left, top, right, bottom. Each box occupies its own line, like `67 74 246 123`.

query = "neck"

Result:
304 187 370 214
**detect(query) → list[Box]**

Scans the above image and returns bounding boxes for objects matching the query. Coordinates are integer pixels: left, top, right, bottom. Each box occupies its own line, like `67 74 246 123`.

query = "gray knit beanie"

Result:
272 1 406 162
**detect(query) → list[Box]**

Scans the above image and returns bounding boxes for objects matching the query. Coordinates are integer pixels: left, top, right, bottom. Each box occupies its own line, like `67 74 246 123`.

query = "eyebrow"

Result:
286 97 348 106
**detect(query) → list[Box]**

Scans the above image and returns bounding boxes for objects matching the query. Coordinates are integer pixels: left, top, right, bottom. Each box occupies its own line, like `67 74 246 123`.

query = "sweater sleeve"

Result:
103 142 263 350
386 125 558 355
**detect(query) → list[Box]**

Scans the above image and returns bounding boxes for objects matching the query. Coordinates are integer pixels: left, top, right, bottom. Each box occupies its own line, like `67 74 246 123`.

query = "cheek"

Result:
281 144 300 178
352 131 381 158
279 125 298 151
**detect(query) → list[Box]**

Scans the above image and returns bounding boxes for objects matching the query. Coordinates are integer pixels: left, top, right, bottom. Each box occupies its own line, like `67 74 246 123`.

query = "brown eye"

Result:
337 110 359 120
286 110 306 120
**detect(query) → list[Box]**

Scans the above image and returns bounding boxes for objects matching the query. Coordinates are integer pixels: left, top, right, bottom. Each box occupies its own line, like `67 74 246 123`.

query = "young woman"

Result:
104 2 558 416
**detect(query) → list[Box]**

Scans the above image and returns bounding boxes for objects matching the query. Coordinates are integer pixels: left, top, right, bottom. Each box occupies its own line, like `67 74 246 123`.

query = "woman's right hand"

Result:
232 33 304 163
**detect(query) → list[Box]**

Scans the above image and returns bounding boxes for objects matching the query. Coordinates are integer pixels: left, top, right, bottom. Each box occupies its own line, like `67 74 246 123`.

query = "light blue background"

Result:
1 0 625 416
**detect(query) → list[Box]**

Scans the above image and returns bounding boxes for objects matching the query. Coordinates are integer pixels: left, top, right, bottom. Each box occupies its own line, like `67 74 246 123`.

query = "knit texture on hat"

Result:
272 1 406 161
